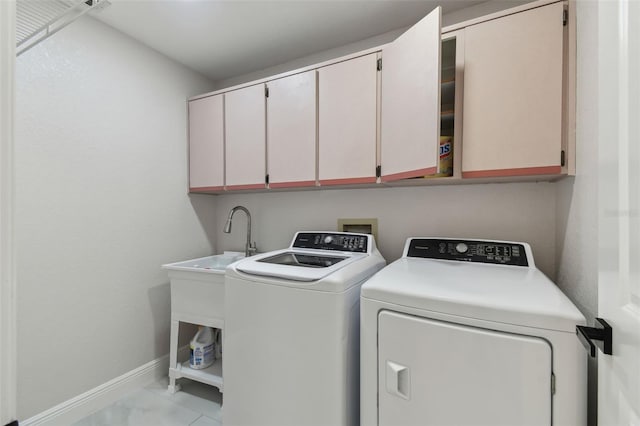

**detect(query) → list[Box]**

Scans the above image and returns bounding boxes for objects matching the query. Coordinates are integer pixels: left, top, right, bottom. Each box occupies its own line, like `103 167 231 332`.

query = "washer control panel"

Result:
293 232 369 253
406 239 529 266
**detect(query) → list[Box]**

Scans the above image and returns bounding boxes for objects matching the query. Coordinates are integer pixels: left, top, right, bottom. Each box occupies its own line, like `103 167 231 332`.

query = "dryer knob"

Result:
455 243 469 254
324 235 334 244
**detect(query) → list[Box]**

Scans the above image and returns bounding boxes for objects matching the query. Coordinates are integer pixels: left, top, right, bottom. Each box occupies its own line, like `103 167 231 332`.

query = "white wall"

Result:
214 183 558 278
214 28 404 90
555 0 597 331
15 18 217 419
555 2 599 424
215 0 534 91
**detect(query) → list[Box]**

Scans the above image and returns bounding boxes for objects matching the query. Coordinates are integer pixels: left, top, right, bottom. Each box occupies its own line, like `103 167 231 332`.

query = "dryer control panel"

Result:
292 232 369 253
406 239 529 266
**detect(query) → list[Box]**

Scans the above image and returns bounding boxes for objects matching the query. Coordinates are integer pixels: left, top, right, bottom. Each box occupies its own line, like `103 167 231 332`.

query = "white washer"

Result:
224 231 386 426
361 238 587 426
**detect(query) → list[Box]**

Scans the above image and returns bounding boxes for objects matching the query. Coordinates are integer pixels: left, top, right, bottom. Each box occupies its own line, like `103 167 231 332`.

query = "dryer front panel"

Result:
377 311 552 426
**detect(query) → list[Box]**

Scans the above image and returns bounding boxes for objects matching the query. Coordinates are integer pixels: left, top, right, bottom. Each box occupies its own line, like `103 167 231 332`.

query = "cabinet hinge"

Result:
563 9 568 26
551 373 556 395
561 150 566 167
377 58 382 71
265 174 269 185
376 165 381 178
265 86 269 98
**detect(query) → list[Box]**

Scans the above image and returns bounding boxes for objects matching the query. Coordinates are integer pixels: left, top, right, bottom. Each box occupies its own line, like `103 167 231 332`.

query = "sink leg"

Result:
168 380 181 394
168 318 181 393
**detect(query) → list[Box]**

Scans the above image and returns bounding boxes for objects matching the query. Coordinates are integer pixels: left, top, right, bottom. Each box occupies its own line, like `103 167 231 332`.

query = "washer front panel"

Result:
223 273 362 426
378 310 552 426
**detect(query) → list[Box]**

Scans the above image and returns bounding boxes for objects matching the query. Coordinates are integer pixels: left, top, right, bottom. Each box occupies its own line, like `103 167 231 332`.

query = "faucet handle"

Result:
248 242 258 256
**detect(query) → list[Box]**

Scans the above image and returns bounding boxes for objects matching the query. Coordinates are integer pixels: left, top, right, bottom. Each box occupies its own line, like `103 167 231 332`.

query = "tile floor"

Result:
72 378 222 426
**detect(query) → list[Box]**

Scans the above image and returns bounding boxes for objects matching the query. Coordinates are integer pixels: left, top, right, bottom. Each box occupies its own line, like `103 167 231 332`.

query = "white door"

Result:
318 54 377 185
380 7 441 182
188 95 224 191
378 311 552 426
597 1 640 424
0 2 16 424
225 84 266 190
266 70 316 188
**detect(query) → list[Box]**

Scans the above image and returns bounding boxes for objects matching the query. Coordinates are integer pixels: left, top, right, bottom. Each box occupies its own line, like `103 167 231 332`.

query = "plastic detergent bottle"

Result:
189 326 215 369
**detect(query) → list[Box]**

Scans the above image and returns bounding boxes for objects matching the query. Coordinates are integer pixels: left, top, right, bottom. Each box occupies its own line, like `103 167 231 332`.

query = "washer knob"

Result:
455 243 469 254
324 235 334 244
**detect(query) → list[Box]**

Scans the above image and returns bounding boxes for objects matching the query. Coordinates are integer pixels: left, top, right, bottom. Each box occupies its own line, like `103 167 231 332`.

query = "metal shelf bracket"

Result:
16 0 110 57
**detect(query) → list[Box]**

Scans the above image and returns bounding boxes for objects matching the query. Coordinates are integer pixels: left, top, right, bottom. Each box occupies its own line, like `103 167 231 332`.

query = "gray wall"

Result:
215 0 535 90
215 183 558 278
15 17 217 419
556 2 599 424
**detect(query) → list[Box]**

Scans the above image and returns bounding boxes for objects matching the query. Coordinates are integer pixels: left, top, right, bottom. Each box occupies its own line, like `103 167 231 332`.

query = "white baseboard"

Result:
22 346 190 426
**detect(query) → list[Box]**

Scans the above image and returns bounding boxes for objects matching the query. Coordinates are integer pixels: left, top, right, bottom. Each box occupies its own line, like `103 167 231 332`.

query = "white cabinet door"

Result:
378 311 552 426
225 84 266 190
462 2 564 178
318 54 377 185
267 70 317 188
380 7 441 182
188 95 224 191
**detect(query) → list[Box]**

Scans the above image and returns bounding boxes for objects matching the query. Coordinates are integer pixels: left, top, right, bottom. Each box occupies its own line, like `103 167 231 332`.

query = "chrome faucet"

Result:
223 205 257 257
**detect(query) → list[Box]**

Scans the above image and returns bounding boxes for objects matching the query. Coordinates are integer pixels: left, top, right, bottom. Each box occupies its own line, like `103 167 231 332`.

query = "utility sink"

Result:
162 252 245 325
163 252 245 274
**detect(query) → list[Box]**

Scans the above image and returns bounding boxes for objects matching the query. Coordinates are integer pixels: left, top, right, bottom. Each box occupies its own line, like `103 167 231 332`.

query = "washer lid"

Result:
361 257 585 332
236 249 364 282
257 252 348 268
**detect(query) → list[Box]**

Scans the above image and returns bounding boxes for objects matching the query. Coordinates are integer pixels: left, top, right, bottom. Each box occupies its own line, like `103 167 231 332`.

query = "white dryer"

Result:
224 231 386 426
361 238 587 426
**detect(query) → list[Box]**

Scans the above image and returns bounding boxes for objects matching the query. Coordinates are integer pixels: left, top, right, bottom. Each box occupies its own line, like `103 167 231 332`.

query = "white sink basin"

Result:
163 252 245 325
162 252 245 274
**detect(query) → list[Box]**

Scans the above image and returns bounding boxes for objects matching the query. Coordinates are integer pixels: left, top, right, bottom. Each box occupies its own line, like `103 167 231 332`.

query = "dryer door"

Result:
378 311 552 426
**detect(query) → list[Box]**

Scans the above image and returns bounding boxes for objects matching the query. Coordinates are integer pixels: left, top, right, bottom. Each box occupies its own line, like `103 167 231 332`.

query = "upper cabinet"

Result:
188 94 224 191
318 54 378 185
225 84 267 190
266 71 317 188
461 2 565 178
187 0 574 194
380 7 442 182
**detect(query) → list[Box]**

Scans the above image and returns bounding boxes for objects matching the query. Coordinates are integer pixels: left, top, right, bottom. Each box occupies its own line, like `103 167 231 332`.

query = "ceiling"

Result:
91 0 486 82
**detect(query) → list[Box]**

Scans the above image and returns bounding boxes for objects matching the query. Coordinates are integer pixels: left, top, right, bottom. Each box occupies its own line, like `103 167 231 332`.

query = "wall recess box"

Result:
337 218 379 242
